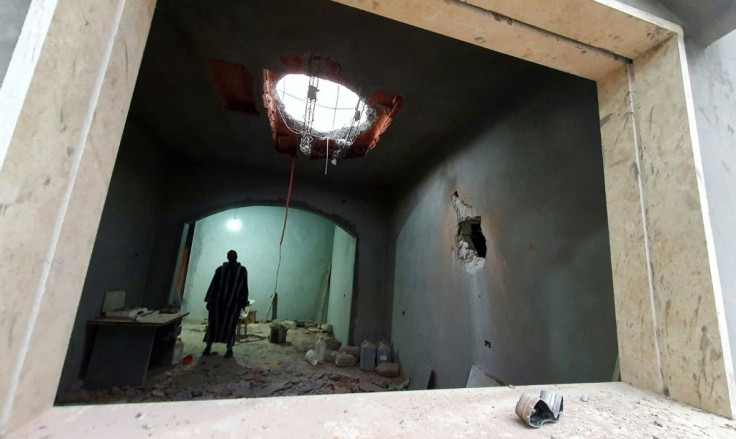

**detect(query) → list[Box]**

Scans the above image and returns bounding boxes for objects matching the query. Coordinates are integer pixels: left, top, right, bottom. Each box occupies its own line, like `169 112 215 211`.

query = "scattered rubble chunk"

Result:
387 379 410 391
335 353 358 367
293 340 313 352
325 337 342 351
359 381 385 392
325 349 338 363
338 345 361 360
376 363 401 378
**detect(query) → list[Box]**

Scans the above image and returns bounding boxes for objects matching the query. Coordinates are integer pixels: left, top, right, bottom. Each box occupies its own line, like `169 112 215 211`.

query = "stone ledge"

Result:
8 382 736 438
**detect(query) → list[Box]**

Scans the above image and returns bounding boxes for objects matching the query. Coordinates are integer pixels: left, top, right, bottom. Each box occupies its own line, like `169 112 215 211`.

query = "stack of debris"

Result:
302 332 402 380
56 320 405 406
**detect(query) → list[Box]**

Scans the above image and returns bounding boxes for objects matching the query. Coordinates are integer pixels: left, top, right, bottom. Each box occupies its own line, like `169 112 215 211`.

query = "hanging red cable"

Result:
270 156 296 319
280 155 296 245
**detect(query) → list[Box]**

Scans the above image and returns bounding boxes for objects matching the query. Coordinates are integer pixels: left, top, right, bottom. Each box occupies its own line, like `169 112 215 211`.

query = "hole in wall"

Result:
451 191 486 274
458 217 487 258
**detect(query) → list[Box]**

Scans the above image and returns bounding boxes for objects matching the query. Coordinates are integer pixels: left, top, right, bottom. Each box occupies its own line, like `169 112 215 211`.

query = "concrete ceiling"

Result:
660 0 736 44
127 0 550 187
620 0 736 44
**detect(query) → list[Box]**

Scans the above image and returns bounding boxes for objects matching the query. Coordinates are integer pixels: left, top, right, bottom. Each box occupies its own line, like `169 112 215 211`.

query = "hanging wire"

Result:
325 139 329 175
269 58 375 161
272 74 373 142
324 82 341 174
272 156 296 295
331 84 340 132
299 75 319 156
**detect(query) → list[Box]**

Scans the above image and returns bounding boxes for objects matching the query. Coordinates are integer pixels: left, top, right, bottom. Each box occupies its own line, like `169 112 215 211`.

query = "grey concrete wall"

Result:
0 0 31 84
686 30 736 378
57 124 168 394
182 207 335 322
389 71 618 389
144 160 392 346
327 226 357 344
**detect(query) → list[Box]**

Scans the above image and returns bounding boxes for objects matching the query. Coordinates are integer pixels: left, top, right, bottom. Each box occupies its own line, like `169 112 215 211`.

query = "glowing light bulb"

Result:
227 218 242 232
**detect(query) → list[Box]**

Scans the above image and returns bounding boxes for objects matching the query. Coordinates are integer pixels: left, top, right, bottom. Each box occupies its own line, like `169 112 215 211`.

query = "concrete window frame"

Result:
0 0 734 434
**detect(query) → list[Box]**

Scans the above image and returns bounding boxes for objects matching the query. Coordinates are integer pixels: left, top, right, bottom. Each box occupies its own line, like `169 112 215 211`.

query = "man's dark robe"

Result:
204 262 248 345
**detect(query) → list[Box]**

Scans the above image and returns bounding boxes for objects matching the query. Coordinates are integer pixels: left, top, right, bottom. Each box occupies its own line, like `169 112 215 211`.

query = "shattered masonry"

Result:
451 192 485 274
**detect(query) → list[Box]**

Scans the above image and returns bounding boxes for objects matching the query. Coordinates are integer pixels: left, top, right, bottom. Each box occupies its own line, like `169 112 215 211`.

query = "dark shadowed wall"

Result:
389 70 618 388
58 124 168 394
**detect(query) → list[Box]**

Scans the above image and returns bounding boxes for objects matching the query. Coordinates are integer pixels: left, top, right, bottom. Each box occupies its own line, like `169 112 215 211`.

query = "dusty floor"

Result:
56 320 404 405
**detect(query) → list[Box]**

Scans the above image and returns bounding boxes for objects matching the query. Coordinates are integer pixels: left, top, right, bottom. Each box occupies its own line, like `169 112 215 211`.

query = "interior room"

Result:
54 0 617 405
181 206 356 344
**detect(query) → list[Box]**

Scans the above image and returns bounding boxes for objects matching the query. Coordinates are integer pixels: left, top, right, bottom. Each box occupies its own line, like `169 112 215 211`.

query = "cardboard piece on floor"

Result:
409 359 432 390
466 365 502 388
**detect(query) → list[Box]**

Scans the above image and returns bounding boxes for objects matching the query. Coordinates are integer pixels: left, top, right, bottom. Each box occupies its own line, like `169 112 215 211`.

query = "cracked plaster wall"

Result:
389 70 618 389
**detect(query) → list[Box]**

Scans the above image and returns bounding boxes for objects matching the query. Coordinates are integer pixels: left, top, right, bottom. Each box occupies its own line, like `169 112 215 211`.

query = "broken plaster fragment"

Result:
450 192 471 218
515 391 564 428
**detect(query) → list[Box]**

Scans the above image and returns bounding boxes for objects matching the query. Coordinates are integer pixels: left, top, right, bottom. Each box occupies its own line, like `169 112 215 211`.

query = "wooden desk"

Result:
85 311 188 389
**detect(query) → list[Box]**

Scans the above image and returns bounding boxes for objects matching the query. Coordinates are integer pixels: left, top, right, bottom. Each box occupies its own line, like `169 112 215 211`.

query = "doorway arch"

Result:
175 204 357 345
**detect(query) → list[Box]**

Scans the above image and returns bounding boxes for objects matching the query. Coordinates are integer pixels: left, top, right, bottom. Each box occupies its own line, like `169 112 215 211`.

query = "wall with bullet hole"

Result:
388 69 618 388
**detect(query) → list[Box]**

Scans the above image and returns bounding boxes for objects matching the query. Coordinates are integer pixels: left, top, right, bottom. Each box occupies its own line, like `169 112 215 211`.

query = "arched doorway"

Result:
178 206 356 344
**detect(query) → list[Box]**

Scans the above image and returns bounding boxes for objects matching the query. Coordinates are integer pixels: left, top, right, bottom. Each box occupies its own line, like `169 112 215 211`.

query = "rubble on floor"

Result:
56 320 404 406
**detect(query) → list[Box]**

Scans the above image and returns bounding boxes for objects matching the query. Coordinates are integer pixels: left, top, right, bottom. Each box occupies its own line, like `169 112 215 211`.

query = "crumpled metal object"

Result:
515 390 564 428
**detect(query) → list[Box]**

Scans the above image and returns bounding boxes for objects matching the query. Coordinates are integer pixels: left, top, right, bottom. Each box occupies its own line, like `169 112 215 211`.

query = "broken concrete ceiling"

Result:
127 0 548 187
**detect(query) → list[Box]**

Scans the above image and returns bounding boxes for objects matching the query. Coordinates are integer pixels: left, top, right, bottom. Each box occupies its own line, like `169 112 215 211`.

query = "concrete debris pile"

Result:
301 334 403 381
56 321 404 406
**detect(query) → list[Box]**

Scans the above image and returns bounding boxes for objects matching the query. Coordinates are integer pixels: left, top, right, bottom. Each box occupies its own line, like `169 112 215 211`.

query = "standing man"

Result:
203 250 249 358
